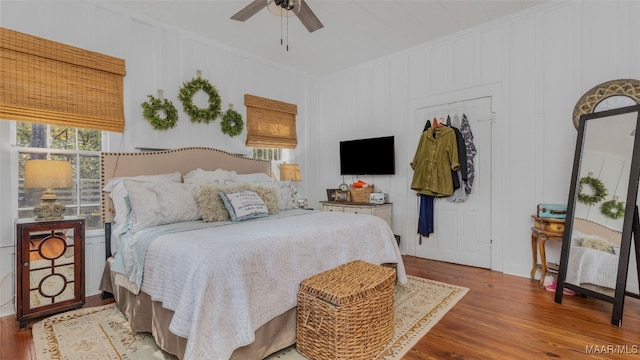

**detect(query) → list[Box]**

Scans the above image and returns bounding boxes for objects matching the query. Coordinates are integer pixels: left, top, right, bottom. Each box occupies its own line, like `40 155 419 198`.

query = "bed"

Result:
98 147 407 360
566 217 622 292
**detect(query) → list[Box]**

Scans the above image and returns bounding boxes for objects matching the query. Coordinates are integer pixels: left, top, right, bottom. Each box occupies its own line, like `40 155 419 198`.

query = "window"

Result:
17 122 103 230
252 147 283 161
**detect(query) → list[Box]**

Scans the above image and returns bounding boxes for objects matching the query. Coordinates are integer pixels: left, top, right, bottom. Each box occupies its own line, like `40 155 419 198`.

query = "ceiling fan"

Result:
231 0 324 33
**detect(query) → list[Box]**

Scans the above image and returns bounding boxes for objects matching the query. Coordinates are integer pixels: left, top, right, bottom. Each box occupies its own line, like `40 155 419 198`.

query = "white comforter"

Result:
135 210 406 360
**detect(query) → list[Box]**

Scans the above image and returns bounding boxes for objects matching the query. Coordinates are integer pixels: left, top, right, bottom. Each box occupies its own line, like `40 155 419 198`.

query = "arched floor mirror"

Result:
556 79 640 326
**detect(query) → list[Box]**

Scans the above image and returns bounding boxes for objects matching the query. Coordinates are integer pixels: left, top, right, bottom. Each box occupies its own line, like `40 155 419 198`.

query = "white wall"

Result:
0 0 315 317
310 1 640 279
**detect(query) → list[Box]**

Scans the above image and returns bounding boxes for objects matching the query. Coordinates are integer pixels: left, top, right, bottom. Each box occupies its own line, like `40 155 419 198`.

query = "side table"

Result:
15 217 85 328
530 215 565 287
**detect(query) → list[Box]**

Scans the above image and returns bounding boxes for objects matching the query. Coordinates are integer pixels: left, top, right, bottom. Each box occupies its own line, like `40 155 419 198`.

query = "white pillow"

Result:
109 222 122 256
232 172 272 183
219 190 269 222
124 180 201 233
254 181 297 210
103 172 182 236
183 168 236 185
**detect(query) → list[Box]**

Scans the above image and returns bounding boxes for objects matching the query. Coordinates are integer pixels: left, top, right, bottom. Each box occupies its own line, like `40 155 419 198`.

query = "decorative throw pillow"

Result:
103 172 182 235
197 184 235 222
198 184 279 223
183 168 236 185
255 181 297 210
124 180 201 233
232 183 280 215
219 191 269 222
573 237 616 254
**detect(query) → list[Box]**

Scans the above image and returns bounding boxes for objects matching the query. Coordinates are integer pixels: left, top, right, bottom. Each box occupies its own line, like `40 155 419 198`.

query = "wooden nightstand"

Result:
530 215 565 287
15 217 85 328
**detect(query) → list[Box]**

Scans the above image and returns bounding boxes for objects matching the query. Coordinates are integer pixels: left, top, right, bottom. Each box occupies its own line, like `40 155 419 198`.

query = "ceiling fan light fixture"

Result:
232 0 323 33
267 0 300 17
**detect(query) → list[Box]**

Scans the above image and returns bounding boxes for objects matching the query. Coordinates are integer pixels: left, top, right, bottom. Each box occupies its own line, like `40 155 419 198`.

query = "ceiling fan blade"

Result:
231 0 267 22
296 0 323 33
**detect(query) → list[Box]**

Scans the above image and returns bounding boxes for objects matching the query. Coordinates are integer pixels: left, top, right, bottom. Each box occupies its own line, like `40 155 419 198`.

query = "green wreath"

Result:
220 109 244 137
141 95 178 130
601 199 626 219
177 77 221 123
578 176 608 205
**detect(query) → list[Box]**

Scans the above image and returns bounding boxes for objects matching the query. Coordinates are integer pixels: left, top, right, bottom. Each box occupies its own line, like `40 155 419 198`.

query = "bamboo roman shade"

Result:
0 27 126 132
245 94 298 148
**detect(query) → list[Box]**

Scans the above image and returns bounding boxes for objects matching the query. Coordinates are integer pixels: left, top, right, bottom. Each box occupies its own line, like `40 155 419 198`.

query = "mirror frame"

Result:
556 104 640 326
573 79 640 129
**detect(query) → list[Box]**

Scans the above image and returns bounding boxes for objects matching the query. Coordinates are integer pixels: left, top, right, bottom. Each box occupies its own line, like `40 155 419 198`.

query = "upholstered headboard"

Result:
100 147 271 224
573 217 623 246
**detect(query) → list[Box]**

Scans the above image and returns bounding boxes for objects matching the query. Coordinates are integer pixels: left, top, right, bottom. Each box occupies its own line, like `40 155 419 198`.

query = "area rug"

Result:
32 304 178 360
32 275 468 360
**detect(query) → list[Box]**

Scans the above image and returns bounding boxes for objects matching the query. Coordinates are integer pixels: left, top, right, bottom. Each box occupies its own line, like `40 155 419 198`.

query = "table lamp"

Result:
24 159 72 220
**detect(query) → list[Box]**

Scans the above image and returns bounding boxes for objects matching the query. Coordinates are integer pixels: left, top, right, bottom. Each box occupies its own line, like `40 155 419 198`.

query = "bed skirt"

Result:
99 258 297 360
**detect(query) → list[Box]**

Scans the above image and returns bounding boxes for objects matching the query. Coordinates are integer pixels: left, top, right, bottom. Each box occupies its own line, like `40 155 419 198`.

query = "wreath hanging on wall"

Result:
177 77 221 124
577 176 608 205
601 199 626 219
220 109 244 137
141 95 178 130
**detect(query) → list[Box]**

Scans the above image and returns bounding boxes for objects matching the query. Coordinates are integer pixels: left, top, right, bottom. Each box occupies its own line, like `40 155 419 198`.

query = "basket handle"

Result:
301 310 324 332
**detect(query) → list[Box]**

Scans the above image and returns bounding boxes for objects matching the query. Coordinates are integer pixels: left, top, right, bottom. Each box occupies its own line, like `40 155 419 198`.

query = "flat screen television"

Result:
339 136 395 175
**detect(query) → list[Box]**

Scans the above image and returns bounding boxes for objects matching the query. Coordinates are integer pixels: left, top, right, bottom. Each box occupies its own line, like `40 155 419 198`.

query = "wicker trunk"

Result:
296 260 395 360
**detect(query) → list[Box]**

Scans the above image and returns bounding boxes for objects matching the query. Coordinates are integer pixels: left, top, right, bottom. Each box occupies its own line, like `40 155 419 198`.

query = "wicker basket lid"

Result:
299 260 395 306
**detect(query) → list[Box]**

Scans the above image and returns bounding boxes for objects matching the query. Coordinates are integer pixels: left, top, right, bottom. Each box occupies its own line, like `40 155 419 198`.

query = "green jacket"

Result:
410 126 460 196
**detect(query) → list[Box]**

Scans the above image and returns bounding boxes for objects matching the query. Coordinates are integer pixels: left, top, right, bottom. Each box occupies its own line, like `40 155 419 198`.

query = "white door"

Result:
410 96 493 268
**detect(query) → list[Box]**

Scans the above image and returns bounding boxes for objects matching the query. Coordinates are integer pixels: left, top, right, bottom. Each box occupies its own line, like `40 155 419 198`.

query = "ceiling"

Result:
107 0 548 77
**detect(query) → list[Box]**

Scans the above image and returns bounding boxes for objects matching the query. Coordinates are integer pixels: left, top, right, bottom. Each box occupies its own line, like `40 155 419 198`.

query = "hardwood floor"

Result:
402 256 640 359
2 256 640 359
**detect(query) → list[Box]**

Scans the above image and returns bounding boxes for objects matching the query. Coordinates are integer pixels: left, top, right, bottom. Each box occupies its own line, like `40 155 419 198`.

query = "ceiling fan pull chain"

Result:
286 13 289 51
280 8 284 46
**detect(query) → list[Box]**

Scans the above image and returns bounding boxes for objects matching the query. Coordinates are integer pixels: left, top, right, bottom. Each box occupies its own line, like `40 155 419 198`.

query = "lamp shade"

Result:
280 163 301 181
24 160 72 190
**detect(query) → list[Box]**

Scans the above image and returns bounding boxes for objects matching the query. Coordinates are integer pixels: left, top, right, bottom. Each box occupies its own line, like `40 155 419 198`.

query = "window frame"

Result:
252 147 285 162
252 147 295 181
13 122 105 233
